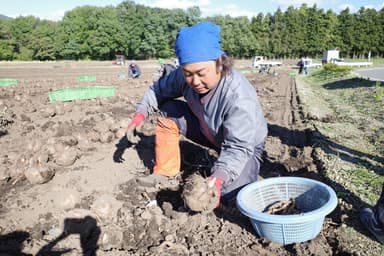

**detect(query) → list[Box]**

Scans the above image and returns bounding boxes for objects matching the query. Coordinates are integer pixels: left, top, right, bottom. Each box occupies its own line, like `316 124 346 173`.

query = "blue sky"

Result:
1 0 384 21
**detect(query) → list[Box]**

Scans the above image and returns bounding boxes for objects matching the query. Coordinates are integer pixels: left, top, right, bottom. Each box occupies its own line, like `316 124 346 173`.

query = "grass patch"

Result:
372 81 384 102
301 71 384 205
348 166 384 203
370 127 384 156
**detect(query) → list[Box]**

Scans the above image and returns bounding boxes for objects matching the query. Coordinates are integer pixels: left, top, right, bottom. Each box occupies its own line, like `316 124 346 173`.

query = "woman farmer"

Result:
125 21 268 207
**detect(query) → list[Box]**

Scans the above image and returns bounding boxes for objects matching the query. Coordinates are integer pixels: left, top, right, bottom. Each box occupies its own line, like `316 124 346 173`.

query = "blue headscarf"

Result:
175 21 224 65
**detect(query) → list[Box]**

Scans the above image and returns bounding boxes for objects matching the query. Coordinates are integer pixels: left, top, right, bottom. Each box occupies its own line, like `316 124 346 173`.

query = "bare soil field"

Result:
0 60 382 255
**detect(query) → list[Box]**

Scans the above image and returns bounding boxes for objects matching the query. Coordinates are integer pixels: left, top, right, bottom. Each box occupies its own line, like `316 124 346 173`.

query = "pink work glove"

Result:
125 113 145 143
208 176 224 208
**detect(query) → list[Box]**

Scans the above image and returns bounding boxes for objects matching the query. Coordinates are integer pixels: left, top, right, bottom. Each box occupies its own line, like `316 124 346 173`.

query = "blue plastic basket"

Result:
236 177 337 245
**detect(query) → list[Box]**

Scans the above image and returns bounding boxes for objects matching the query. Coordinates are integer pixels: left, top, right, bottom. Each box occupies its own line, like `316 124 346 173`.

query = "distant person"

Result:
259 65 269 74
298 57 304 74
128 62 141 79
304 64 309 75
360 184 384 244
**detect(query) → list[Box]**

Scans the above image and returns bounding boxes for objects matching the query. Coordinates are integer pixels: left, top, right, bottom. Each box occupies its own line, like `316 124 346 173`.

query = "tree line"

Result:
0 1 383 61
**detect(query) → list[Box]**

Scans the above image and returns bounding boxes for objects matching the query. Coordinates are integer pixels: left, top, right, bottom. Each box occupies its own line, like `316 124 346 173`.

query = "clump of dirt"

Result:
0 105 15 128
181 173 217 212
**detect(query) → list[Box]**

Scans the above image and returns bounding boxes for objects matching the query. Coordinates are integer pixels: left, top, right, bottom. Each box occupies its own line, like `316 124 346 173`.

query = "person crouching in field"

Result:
125 21 268 208
128 62 141 78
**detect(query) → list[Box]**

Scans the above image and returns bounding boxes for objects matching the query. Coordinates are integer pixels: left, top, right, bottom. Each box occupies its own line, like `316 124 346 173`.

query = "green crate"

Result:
76 75 97 82
48 86 114 102
0 79 18 86
241 70 252 74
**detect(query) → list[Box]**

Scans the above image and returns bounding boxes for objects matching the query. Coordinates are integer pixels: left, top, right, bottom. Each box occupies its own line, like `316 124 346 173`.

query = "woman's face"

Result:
182 60 221 94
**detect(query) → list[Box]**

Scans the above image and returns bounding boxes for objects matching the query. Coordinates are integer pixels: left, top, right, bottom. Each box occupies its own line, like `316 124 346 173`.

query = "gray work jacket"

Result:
136 68 268 183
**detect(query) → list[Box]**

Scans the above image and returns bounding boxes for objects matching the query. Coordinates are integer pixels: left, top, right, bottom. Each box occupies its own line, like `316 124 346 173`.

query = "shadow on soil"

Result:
0 231 31 256
312 128 384 174
36 216 100 256
269 123 384 174
0 130 8 137
322 78 378 90
0 222 98 255
113 133 155 170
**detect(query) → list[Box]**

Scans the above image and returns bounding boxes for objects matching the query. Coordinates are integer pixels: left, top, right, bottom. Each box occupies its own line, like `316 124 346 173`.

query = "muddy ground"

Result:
0 60 380 255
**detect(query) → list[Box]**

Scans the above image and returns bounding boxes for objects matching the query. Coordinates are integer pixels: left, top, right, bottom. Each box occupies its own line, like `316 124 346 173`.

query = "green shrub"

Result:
311 64 353 81
323 63 353 73
15 47 34 61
